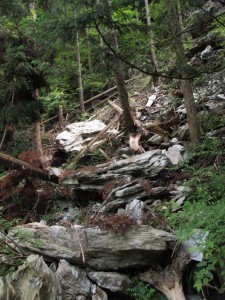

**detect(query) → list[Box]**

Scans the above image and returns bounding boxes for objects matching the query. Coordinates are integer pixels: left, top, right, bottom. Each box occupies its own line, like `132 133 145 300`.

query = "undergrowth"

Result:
167 136 225 293
128 277 166 300
0 214 25 276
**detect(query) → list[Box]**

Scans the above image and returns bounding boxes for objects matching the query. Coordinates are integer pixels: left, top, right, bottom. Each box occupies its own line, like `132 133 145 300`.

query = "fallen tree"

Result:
0 152 58 183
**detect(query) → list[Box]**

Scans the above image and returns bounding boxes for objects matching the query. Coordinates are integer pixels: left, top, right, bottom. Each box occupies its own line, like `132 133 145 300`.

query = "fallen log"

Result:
0 152 58 183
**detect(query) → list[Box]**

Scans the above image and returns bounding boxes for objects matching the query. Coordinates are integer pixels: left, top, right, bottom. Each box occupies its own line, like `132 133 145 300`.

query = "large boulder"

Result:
56 260 91 300
9 223 175 271
56 120 117 153
0 255 61 300
88 271 132 295
62 149 170 203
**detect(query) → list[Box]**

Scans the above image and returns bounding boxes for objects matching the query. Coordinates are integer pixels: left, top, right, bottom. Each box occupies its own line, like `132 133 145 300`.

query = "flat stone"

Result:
88 271 132 294
9 223 176 271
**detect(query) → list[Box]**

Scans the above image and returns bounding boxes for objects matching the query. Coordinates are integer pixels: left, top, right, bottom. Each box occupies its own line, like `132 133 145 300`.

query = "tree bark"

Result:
140 254 190 300
144 0 159 85
75 29 85 113
32 120 44 163
0 152 58 183
32 89 44 163
115 70 135 133
167 0 201 143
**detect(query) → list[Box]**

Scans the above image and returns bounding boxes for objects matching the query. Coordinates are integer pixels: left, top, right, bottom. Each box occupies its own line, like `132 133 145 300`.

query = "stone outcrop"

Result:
88 271 132 295
9 223 175 271
62 149 170 205
0 255 62 300
56 120 117 153
56 260 91 300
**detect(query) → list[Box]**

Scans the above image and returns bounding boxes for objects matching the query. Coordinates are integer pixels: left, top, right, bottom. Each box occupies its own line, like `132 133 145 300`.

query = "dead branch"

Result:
99 148 110 161
145 121 169 141
129 133 145 153
134 119 149 136
81 114 122 155
0 152 58 183
0 125 9 150
74 226 85 263
108 100 123 114
68 114 122 168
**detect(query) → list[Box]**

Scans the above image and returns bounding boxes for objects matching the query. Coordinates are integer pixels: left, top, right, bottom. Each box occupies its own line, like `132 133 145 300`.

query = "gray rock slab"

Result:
88 271 132 294
0 255 62 300
9 223 176 271
63 150 169 202
56 260 91 300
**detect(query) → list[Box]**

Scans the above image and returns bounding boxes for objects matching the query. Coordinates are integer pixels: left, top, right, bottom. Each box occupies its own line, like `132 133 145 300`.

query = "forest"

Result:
0 0 225 300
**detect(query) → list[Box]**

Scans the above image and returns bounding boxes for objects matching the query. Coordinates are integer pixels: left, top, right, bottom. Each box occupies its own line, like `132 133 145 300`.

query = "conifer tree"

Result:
166 0 201 143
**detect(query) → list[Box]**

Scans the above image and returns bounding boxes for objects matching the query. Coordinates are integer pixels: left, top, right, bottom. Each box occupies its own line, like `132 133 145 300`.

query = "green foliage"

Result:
0 213 25 276
77 150 105 168
168 137 225 292
212 15 225 47
128 277 166 300
9 130 30 158
14 227 45 249
41 87 70 117
179 137 225 169
41 200 66 225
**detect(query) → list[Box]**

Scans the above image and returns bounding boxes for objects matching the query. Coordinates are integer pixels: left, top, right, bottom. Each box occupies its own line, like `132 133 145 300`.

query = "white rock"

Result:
0 255 61 300
178 229 209 262
171 137 179 144
164 145 184 165
216 94 225 101
56 120 117 153
91 285 108 300
49 167 63 176
200 45 212 60
125 199 145 224
56 260 91 299
88 271 132 294
146 94 157 107
177 105 187 114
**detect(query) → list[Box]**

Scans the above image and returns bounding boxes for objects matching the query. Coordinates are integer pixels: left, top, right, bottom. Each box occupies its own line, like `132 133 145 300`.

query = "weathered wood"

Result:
129 133 145 153
140 254 190 300
108 100 123 114
99 148 111 161
0 152 58 183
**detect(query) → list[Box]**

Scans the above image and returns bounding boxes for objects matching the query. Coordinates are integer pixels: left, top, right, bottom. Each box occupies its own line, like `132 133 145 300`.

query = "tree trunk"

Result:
32 120 44 163
140 255 190 300
32 89 44 163
75 30 85 113
167 0 200 143
144 0 159 85
107 5 135 133
115 70 135 133
85 27 92 72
